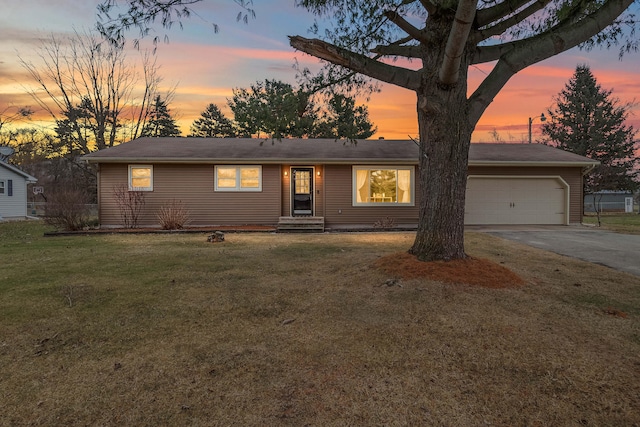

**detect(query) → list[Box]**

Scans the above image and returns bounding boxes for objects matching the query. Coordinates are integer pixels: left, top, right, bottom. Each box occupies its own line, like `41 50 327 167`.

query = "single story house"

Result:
83 138 598 230
0 160 37 220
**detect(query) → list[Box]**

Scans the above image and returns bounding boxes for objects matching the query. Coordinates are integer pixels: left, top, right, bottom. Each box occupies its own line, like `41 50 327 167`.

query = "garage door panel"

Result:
465 177 566 225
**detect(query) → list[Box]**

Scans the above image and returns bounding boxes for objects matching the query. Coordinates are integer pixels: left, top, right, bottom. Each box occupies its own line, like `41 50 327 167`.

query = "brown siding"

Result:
281 165 290 217
467 166 584 223
98 162 586 228
99 163 281 227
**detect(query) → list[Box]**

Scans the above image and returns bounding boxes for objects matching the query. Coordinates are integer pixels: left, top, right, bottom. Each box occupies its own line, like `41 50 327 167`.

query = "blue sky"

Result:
1 0 639 141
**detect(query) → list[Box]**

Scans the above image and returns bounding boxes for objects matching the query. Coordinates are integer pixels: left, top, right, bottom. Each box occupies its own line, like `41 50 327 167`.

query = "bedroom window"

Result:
215 166 262 191
353 166 414 206
0 180 4 195
128 165 153 191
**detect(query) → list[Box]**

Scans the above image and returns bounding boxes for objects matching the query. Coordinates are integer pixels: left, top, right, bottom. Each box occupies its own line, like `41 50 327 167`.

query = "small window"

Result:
215 166 262 191
0 180 4 195
353 166 414 206
129 165 153 191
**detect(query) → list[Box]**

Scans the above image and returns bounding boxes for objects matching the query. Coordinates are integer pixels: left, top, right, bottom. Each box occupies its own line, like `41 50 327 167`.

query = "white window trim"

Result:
0 180 5 195
352 166 415 207
214 165 262 192
128 165 153 191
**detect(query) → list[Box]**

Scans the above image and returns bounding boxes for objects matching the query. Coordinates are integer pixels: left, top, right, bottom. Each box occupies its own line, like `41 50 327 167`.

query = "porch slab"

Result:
277 216 325 233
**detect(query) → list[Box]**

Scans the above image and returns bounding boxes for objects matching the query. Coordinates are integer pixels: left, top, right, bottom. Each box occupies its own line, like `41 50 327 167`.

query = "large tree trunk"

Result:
410 93 472 261
409 19 474 262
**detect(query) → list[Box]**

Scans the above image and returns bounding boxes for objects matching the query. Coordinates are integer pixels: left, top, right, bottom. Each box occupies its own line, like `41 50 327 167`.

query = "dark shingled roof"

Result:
83 137 598 167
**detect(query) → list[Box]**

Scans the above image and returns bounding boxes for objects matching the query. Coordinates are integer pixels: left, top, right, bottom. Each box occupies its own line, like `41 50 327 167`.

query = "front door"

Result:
292 168 313 216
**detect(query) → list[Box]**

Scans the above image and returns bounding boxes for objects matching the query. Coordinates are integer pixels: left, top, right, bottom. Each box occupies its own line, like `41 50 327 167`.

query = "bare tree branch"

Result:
289 36 422 91
469 0 635 125
19 30 162 154
417 0 439 16
475 0 553 41
472 43 514 63
476 0 532 28
384 10 428 43
370 43 422 58
439 0 478 85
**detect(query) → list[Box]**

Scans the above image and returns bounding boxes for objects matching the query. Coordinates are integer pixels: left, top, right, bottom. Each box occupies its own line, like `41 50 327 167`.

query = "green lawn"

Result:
583 212 640 234
1 220 639 425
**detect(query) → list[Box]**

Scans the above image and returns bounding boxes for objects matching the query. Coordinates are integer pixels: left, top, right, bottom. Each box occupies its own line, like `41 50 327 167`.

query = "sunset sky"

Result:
1 0 639 142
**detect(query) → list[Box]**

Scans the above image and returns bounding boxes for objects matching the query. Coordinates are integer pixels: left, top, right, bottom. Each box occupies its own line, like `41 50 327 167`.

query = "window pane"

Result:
130 166 152 190
0 181 4 194
294 170 310 194
240 167 260 188
370 169 396 203
132 178 151 188
355 170 369 203
353 167 413 205
397 169 411 203
217 168 237 188
131 167 150 179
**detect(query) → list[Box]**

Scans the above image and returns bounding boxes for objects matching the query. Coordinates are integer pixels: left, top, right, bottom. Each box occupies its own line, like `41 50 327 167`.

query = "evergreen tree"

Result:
228 79 316 139
189 103 236 137
542 65 638 193
142 95 181 137
228 79 376 140
314 94 376 139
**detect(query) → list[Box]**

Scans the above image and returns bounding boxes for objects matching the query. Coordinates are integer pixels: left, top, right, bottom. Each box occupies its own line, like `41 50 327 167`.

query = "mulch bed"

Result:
44 225 276 236
375 252 525 288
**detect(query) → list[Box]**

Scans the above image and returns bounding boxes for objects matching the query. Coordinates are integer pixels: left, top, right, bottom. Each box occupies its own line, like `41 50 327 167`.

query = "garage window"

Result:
353 166 414 206
128 165 153 191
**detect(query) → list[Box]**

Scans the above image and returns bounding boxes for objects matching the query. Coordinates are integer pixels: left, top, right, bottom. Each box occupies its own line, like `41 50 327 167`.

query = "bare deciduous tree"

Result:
19 30 163 156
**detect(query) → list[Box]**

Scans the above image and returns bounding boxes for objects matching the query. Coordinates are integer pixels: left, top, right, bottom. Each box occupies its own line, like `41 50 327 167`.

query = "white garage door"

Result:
465 177 567 225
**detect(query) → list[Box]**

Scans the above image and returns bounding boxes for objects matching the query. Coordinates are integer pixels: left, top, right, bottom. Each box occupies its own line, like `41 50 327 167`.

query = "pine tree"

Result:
189 103 236 137
542 65 638 194
313 94 376 140
142 95 181 137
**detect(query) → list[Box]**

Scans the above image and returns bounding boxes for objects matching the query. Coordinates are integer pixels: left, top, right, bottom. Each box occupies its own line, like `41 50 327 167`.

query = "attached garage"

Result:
465 176 568 225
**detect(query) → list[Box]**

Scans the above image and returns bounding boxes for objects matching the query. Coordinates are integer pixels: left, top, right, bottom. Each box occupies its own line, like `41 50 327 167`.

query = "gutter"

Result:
469 160 600 168
581 161 599 175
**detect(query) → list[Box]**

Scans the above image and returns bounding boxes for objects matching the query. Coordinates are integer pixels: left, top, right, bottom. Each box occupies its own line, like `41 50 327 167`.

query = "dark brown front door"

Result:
292 168 313 216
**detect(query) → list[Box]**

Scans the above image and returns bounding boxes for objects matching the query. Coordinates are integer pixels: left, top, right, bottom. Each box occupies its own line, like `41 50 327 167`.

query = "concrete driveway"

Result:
469 225 640 277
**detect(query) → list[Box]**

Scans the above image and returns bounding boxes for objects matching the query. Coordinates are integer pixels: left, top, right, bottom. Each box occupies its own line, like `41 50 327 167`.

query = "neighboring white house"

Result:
0 160 37 220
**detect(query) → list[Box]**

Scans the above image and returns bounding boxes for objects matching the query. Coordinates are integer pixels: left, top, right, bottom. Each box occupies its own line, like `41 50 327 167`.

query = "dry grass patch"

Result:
1 223 639 426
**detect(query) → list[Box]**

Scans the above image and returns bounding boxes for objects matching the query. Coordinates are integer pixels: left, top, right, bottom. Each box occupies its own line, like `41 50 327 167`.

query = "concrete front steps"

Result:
277 216 325 233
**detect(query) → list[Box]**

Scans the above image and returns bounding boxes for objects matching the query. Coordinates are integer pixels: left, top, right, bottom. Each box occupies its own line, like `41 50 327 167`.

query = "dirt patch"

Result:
375 251 525 288
603 307 628 318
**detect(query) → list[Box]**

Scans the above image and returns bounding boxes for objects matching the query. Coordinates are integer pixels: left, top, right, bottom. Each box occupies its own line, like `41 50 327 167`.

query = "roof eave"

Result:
84 157 420 165
0 161 38 181
469 160 600 168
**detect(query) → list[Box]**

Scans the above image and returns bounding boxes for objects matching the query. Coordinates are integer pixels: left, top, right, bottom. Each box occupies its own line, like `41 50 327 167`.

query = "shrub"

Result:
157 200 191 230
44 185 92 231
112 184 146 228
373 216 395 230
